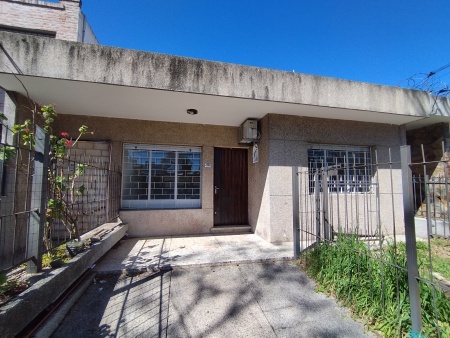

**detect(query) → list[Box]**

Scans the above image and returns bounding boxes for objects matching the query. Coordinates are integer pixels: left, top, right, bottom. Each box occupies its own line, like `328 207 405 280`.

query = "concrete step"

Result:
210 225 252 234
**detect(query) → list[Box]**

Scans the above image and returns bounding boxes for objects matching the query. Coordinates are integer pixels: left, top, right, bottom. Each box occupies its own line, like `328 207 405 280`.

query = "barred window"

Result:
122 144 201 209
308 145 372 193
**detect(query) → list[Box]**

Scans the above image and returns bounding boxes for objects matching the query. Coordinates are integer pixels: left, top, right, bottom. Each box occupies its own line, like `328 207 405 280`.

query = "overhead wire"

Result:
428 62 450 77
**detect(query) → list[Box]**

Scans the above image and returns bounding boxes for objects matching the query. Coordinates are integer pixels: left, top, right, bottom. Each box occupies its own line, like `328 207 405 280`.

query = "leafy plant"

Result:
0 276 28 302
0 279 20 295
9 104 92 253
0 146 15 160
299 234 450 337
41 243 70 268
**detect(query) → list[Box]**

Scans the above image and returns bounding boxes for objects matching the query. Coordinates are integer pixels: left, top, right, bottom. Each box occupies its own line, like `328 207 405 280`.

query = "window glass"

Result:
122 145 201 209
177 152 201 200
308 145 372 193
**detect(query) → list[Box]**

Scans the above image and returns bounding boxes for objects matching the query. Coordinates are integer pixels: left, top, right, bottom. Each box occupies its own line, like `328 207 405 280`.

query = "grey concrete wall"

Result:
248 115 271 241
262 114 406 242
0 31 443 119
53 114 249 237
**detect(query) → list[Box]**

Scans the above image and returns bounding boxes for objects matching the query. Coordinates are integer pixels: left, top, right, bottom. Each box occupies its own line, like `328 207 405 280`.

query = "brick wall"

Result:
0 0 82 41
68 140 111 163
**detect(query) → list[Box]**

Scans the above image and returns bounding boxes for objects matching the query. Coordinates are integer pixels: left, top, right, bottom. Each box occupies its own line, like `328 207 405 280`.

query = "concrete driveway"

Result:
51 235 375 338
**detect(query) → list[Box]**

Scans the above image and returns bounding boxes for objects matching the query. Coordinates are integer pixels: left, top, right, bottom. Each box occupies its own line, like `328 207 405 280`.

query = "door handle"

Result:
215 186 220 194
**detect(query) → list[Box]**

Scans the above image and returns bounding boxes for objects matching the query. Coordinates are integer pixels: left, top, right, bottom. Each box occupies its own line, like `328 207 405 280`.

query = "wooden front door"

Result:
214 148 248 226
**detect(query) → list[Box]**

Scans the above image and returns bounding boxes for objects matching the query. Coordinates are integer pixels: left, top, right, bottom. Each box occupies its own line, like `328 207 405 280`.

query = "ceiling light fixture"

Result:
186 108 198 115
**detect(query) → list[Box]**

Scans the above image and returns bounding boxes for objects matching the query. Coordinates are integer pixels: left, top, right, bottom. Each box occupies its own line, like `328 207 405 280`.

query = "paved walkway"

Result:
93 234 294 273
52 235 375 338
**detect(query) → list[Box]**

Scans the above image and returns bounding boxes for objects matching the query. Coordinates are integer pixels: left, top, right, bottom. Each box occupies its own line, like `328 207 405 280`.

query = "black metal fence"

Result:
293 145 450 337
0 125 121 273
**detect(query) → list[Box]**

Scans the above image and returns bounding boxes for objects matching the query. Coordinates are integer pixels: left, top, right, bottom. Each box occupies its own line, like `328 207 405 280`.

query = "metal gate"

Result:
292 145 450 337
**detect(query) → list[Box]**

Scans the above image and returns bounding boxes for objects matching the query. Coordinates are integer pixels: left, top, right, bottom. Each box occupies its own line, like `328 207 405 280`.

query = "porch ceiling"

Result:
0 74 424 127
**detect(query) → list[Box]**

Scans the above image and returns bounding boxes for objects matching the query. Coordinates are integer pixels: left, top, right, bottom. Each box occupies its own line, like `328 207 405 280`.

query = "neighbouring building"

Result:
0 0 97 43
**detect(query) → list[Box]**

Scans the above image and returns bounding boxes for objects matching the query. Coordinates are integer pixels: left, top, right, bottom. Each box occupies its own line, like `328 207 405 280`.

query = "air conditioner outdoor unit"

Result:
239 119 259 143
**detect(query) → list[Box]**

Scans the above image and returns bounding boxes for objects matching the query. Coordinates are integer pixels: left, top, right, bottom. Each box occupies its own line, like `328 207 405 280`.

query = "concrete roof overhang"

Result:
0 31 449 128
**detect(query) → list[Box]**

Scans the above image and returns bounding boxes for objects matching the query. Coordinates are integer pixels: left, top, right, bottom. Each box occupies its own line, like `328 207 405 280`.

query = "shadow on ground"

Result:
52 269 172 338
94 236 293 273
52 262 374 338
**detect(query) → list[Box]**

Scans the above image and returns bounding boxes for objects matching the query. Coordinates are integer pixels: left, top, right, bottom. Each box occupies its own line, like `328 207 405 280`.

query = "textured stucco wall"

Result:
54 113 408 241
263 114 407 242
248 115 271 241
0 0 82 41
53 114 248 237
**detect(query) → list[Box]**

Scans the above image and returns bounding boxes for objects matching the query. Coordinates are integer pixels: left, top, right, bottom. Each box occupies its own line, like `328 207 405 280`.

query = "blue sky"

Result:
81 1 450 89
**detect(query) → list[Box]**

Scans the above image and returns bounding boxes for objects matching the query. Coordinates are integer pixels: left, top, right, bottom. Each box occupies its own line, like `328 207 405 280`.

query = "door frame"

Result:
213 147 249 226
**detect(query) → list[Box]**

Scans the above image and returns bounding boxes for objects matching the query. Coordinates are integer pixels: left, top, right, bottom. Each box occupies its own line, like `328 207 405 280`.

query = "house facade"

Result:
1 30 450 242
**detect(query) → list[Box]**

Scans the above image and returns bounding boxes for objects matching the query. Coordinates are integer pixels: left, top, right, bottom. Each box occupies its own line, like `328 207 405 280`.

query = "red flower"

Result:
64 140 73 147
61 132 69 138
23 128 31 134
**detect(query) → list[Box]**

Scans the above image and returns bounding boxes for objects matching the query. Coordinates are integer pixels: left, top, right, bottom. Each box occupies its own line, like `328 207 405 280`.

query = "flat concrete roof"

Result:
0 31 449 127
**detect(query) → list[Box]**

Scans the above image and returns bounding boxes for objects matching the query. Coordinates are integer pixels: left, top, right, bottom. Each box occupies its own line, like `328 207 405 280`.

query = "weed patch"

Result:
42 243 71 268
0 273 29 306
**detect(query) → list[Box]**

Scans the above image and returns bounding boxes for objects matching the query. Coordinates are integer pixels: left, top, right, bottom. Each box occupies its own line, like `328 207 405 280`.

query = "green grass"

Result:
299 235 450 338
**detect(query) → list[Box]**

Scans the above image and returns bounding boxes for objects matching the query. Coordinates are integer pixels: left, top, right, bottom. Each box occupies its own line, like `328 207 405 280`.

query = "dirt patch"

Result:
431 237 450 257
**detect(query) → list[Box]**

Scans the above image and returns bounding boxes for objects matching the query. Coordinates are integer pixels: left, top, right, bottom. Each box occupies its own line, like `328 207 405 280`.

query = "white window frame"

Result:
121 144 202 209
